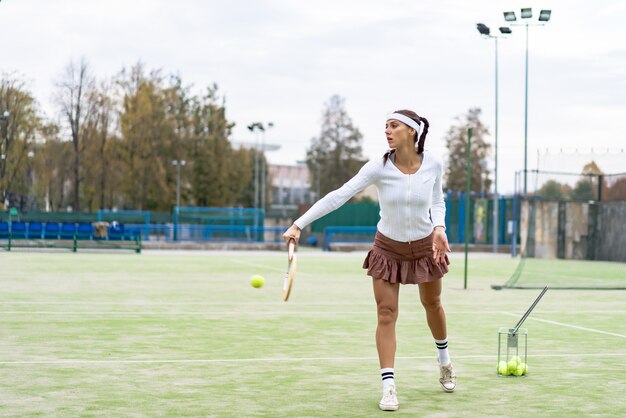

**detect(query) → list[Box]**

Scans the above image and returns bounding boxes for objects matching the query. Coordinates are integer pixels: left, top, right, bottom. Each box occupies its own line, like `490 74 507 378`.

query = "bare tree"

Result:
54 58 95 211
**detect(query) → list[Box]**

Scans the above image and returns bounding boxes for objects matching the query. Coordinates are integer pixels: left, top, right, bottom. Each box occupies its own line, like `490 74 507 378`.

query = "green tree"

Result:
444 107 492 193
570 180 595 201
306 95 365 197
0 73 42 210
189 85 238 206
536 180 566 200
161 75 194 208
117 63 174 210
230 146 257 208
81 79 117 211
570 161 603 201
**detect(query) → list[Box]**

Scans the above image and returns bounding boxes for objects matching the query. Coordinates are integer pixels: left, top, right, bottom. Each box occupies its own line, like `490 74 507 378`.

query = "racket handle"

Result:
288 239 295 261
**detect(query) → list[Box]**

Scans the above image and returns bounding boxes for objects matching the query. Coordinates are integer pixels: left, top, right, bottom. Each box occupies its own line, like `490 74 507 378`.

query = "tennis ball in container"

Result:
507 360 518 374
511 355 522 365
250 275 265 288
519 363 527 375
498 361 509 375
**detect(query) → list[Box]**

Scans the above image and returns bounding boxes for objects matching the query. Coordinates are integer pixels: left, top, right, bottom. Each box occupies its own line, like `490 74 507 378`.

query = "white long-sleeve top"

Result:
294 150 446 242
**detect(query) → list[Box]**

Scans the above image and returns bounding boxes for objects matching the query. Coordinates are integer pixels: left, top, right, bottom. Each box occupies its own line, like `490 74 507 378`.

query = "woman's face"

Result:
385 119 415 149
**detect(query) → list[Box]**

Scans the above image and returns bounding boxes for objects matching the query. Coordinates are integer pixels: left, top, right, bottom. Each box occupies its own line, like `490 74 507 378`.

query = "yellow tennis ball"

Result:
507 360 518 374
498 360 509 376
250 275 265 288
519 362 527 375
514 364 525 376
511 356 522 366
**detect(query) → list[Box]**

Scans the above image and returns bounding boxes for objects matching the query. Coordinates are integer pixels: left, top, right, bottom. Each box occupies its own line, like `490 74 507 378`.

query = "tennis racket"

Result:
282 239 297 302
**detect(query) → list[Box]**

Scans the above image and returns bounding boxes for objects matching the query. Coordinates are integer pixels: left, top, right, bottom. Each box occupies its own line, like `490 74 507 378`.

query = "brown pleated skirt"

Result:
363 231 450 285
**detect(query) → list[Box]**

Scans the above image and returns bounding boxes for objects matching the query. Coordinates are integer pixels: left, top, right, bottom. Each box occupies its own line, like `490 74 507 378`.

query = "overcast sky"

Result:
1 0 625 194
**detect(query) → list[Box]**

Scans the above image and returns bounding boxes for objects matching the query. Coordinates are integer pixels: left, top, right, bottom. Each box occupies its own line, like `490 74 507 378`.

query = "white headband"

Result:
386 113 421 138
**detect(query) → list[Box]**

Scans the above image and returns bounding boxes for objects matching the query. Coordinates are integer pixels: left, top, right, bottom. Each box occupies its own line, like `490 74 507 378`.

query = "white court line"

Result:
3 310 626 316
0 310 573 316
501 312 626 339
2 352 625 365
0 310 499 315
0 311 377 315
0 301 381 306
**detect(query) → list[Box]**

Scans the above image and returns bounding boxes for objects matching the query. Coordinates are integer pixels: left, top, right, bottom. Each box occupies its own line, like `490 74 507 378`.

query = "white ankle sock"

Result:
381 367 395 391
435 338 450 365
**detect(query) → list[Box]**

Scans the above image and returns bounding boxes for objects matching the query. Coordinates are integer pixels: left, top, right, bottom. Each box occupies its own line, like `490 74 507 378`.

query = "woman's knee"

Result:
420 296 442 312
377 305 398 325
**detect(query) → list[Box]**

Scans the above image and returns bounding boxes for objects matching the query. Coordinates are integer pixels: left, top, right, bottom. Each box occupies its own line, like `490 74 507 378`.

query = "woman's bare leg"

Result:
373 278 400 368
418 279 446 340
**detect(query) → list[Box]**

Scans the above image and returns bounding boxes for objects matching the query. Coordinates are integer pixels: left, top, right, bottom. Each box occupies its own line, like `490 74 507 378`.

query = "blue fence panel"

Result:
11 222 27 239
60 223 77 239
76 223 94 240
44 223 60 239
27 222 43 239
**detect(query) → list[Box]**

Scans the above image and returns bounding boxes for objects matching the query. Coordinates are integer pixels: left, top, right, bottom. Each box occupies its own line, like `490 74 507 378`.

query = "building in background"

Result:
269 164 315 216
269 163 378 217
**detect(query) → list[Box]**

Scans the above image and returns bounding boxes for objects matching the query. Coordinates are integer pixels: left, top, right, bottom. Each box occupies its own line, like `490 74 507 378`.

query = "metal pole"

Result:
173 160 180 242
464 128 472 290
253 132 259 211
316 162 321 199
512 171 519 257
523 23 529 196
175 163 181 209
261 132 266 213
493 37 500 253
512 285 548 335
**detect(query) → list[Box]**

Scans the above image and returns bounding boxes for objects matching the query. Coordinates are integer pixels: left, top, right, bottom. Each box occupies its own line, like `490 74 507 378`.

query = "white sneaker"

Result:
379 383 399 411
439 363 456 392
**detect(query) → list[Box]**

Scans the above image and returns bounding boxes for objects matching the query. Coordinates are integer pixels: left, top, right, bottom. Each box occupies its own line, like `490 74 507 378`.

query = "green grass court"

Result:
1 250 625 417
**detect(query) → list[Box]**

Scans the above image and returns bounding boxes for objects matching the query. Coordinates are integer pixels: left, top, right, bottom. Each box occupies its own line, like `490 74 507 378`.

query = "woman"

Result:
282 109 454 412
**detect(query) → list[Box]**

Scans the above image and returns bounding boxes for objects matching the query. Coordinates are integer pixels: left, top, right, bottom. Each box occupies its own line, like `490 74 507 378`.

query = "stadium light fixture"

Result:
499 27 512 35
503 11 517 22
521 8 532 19
538 10 552 22
476 23 490 36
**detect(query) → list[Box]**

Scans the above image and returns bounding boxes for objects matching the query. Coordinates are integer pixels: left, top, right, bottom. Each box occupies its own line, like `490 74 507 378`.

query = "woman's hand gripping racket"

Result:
282 239 297 302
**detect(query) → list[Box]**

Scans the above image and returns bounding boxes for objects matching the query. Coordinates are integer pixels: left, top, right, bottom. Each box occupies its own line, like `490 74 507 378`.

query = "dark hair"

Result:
383 109 430 165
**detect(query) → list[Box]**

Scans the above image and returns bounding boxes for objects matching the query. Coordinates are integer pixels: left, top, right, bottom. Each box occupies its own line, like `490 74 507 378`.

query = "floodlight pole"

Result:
503 8 551 196
172 159 186 241
523 22 529 196
260 122 274 214
494 36 500 253
248 122 274 241
476 25 509 253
